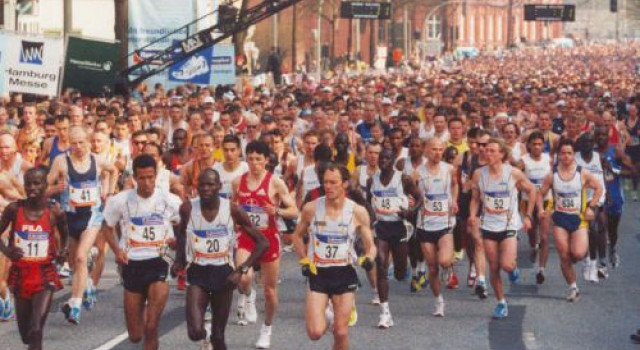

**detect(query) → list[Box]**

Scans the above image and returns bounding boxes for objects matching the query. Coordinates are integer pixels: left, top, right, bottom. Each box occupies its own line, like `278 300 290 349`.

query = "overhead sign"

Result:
168 43 235 86
62 36 121 96
340 2 391 20
524 4 575 22
0 32 63 96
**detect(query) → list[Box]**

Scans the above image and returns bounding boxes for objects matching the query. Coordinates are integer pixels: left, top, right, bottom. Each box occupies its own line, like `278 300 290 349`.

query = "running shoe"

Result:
245 289 258 324
631 333 640 344
255 324 272 349
536 270 545 285
566 287 580 302
508 268 521 284
204 305 212 321
492 302 508 319
475 280 488 299
348 305 358 327
378 312 394 328
371 293 381 305
282 244 294 253
418 271 428 288
587 262 599 283
610 249 620 269
62 304 81 325
447 272 459 289
237 298 248 326
453 249 465 262
82 288 92 310
597 265 609 280
582 258 591 281
432 301 445 317
467 271 477 288
410 276 421 293
58 263 71 278
0 297 12 322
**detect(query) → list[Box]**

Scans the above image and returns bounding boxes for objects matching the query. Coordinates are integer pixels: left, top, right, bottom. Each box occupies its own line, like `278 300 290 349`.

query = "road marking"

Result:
523 331 538 350
91 332 129 350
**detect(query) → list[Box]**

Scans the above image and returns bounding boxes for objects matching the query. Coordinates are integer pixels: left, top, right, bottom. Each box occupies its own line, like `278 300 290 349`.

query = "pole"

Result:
317 0 323 78
369 19 375 66
506 0 513 47
348 18 352 60
356 19 361 60
272 13 278 49
403 5 408 54
63 0 72 36
292 4 297 72
0 0 4 28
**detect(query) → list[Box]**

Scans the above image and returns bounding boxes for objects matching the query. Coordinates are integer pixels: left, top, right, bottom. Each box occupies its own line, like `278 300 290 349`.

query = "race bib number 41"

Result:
69 180 99 208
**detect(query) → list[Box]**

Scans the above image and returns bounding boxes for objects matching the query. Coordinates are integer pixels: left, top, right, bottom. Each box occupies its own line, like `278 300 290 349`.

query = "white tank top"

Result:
552 165 584 216
511 142 523 163
186 197 236 266
122 190 174 261
4 154 24 185
416 162 455 231
371 170 408 222
301 165 320 201
358 165 378 191
403 156 425 177
295 155 309 179
478 164 522 232
307 197 357 268
575 152 606 205
521 153 551 201
212 162 249 199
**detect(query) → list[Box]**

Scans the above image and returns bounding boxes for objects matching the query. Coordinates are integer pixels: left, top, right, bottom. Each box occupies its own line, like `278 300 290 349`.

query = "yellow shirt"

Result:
447 140 469 154
212 148 225 162
346 153 356 174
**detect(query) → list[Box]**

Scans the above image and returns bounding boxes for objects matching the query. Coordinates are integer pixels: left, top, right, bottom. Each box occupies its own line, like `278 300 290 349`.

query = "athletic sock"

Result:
418 261 427 273
498 298 506 305
380 302 390 314
69 298 82 308
570 282 578 289
477 275 486 284
436 295 444 303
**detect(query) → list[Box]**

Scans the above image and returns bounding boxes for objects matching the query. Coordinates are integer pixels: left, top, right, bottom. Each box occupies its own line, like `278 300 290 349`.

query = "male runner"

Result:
181 133 216 198
469 138 536 319
40 115 70 168
518 131 552 284
47 126 117 324
415 138 458 317
212 135 248 199
540 139 603 302
292 164 376 350
173 168 269 350
0 167 69 350
367 148 421 327
232 140 298 349
103 154 182 350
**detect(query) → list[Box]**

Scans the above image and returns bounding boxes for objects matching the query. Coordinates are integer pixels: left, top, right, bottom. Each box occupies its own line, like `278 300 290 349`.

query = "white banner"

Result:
1 32 63 96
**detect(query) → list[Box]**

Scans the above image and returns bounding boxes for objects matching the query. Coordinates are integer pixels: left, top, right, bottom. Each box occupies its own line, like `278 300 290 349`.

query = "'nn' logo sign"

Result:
20 41 44 65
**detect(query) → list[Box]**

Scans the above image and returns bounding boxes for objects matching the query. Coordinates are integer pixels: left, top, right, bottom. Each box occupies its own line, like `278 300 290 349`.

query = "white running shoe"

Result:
245 289 258 324
237 294 248 326
377 312 394 329
371 294 381 305
171 55 209 80
566 287 580 302
255 324 272 349
582 258 591 281
432 301 445 317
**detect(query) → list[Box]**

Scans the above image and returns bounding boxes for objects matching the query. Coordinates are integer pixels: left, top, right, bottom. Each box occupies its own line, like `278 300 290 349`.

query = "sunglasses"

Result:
477 142 488 147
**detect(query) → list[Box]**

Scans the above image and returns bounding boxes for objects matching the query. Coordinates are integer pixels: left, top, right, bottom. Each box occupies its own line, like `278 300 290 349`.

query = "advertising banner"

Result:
167 42 235 86
0 33 6 94
1 32 63 96
62 36 121 96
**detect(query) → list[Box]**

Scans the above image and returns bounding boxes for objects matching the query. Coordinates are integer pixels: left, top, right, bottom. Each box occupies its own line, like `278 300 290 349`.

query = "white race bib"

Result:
243 204 269 230
127 214 167 249
423 194 449 216
14 230 49 261
555 192 581 213
313 232 350 267
69 180 99 208
484 191 511 214
191 228 231 265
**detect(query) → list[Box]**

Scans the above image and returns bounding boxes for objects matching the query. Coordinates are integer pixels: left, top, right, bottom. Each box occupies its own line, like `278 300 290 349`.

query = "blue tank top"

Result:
49 137 67 166
61 155 101 214
604 146 624 207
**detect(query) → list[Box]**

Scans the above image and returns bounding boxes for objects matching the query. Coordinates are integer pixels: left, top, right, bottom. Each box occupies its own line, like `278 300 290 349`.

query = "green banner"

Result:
62 36 121 97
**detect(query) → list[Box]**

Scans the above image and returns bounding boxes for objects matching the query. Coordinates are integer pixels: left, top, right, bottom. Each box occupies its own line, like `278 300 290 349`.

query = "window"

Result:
427 14 441 39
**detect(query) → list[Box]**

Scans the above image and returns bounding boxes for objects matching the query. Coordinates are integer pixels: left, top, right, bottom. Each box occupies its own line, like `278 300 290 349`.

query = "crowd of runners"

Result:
0 43 639 350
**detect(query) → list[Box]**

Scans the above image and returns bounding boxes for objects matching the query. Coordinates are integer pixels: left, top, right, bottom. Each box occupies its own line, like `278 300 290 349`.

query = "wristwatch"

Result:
238 265 250 274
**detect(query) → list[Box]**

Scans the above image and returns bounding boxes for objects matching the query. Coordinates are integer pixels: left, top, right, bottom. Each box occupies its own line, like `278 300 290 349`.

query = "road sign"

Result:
524 4 575 22
340 2 391 20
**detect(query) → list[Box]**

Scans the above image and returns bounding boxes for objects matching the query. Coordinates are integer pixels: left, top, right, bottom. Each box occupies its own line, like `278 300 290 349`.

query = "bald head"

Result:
0 133 17 150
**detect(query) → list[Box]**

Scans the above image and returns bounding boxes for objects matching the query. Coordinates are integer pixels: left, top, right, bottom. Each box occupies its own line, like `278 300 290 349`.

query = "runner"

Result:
173 168 269 350
468 138 536 319
292 163 376 350
0 167 69 350
231 140 298 349
40 115 70 168
367 147 421 327
414 138 458 317
181 133 217 198
212 135 248 199
0 133 31 187
352 142 381 192
102 154 182 350
517 131 552 284
47 126 117 324
539 138 603 302
162 128 192 176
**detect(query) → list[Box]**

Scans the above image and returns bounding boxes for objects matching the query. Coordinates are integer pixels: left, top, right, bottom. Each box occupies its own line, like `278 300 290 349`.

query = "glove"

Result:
358 256 374 272
299 257 317 277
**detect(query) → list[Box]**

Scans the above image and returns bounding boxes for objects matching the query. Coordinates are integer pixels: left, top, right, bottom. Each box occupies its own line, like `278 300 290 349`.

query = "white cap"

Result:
203 96 215 104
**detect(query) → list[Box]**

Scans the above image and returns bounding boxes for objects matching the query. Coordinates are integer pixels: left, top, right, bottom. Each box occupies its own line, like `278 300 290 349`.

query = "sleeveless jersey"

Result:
552 165 585 216
186 198 236 267
371 170 408 222
478 164 522 232
2 154 24 185
49 136 67 166
307 197 357 268
626 118 640 149
12 204 56 266
357 165 377 192
301 165 320 202
521 153 551 201
121 190 174 261
603 146 624 209
61 155 101 214
416 162 455 231
213 161 248 199
402 157 425 177
237 172 277 235
575 152 606 205
510 142 523 163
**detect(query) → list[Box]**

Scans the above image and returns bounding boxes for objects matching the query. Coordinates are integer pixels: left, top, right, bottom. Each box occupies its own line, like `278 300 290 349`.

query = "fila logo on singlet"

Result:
22 224 43 231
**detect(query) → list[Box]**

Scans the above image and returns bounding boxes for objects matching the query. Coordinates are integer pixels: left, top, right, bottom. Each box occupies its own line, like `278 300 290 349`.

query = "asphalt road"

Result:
2 202 640 350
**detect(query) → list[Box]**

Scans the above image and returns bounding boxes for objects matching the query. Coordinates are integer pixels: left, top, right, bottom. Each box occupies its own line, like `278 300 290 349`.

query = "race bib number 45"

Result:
128 215 166 248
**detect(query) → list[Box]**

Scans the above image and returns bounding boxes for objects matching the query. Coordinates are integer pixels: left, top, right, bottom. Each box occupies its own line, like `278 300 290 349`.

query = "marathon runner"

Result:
212 135 248 199
173 168 269 350
232 140 298 349
292 163 376 350
102 154 182 350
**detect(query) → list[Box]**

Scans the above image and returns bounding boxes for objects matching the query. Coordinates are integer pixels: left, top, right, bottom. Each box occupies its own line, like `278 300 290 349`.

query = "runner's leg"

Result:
26 289 54 350
331 292 354 350
306 290 330 340
210 285 234 350
143 281 169 350
186 285 209 342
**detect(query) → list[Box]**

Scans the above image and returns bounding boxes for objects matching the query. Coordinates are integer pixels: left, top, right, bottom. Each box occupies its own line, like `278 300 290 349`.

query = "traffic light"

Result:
611 0 618 13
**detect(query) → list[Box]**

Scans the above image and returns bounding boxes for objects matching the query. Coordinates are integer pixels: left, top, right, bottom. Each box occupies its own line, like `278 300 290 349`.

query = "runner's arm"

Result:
0 203 17 258
45 156 65 196
52 205 70 258
273 177 298 219
354 204 376 262
291 202 314 260
402 174 424 218
583 170 603 208
514 168 536 219
448 165 459 212
468 171 481 222
174 201 191 269
231 202 269 269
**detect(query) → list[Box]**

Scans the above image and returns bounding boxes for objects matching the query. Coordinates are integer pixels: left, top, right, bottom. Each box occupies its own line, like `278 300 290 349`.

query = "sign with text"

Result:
62 36 121 96
524 4 575 22
340 2 391 20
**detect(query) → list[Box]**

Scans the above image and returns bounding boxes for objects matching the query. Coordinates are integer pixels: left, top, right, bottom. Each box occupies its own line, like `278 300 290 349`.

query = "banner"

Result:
128 0 196 87
1 32 63 96
0 33 6 95
167 43 235 86
62 36 121 97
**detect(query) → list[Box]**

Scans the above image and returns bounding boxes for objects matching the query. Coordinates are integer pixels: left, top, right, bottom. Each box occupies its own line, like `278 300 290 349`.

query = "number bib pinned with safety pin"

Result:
127 214 167 255
312 231 351 267
69 180 99 208
484 191 511 215
191 227 231 265
242 204 269 230
423 193 449 217
14 230 49 262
